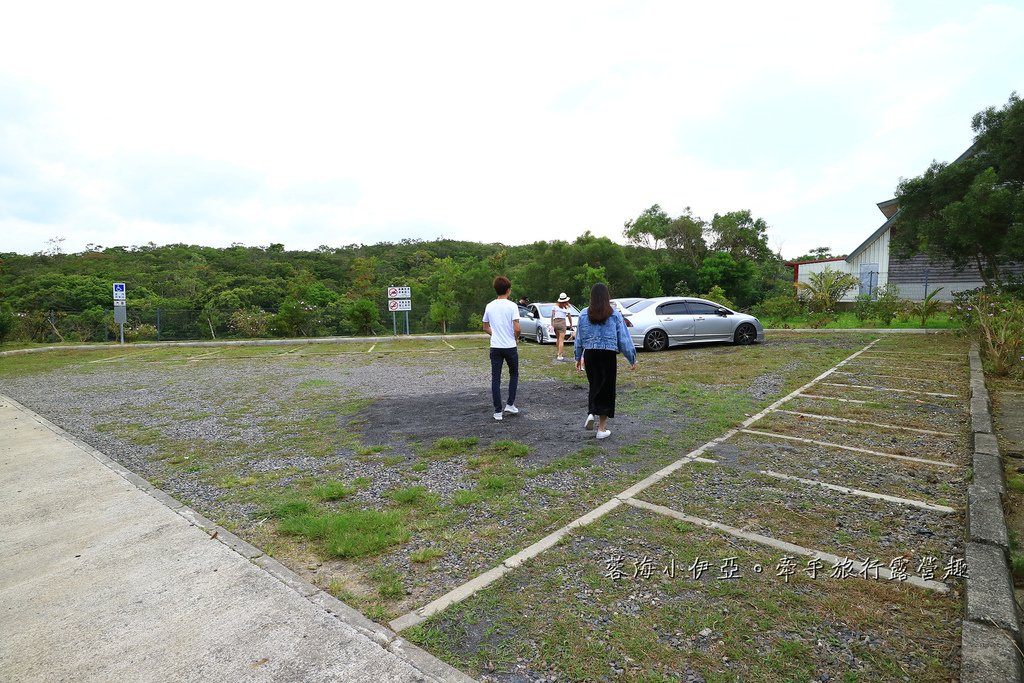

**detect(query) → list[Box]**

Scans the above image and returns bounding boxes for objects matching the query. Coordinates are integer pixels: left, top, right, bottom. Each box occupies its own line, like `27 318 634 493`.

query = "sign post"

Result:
387 286 412 336
113 282 127 344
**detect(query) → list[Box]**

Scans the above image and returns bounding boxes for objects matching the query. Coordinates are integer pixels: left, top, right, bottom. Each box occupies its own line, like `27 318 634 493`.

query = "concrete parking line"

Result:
832 370 966 386
740 429 960 468
622 498 949 593
796 393 870 404
755 469 956 513
860 356 962 366
820 382 959 398
774 409 958 436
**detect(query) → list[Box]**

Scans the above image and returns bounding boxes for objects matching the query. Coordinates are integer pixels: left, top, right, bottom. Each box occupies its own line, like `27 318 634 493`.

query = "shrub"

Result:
753 294 802 324
872 283 903 325
701 285 736 311
853 294 875 323
908 287 945 327
953 289 1023 376
807 312 834 329
230 306 272 338
796 268 859 313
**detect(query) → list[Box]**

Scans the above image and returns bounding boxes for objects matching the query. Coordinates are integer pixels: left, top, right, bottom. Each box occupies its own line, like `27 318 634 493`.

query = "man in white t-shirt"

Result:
481 275 521 421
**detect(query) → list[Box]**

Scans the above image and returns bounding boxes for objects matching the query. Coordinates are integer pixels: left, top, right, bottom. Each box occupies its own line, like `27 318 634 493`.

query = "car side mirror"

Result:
716 308 730 316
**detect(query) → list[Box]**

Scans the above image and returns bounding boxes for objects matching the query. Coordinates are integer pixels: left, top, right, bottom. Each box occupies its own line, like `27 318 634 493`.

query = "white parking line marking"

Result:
774 409 957 436
740 429 959 468
88 354 132 363
185 349 224 361
864 351 961 357
442 339 456 350
756 469 956 513
833 370 965 386
795 393 870 404
858 354 960 364
367 344 376 353
623 498 948 593
820 382 959 398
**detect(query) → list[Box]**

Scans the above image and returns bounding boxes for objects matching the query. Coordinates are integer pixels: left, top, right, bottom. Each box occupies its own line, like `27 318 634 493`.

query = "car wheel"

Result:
734 323 756 345
536 328 544 344
643 329 668 352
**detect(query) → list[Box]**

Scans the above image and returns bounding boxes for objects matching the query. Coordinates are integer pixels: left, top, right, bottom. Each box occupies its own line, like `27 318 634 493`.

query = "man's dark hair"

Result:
493 276 511 296
587 282 613 324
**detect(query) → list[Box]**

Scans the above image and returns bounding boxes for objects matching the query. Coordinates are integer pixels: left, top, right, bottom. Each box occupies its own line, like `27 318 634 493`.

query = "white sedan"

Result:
518 302 581 344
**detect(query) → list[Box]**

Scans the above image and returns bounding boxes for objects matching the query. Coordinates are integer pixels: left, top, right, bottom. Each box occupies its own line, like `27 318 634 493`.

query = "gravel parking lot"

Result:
0 332 971 681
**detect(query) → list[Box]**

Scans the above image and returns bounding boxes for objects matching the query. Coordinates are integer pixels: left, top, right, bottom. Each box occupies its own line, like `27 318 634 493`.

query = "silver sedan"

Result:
518 303 581 344
625 297 765 351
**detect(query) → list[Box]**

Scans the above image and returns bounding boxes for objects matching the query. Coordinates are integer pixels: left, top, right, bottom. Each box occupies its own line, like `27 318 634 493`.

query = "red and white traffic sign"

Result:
388 299 412 312
387 286 411 298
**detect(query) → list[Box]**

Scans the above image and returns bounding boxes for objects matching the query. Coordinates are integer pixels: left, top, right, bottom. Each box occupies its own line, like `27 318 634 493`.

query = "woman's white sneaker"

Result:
596 429 611 440
584 414 595 430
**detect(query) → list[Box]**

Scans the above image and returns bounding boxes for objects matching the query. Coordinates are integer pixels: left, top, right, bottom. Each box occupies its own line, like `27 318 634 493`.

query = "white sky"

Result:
1 0 1022 259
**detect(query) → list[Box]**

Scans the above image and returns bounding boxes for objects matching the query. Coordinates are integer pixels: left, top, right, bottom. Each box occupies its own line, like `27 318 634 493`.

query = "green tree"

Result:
345 299 379 336
697 252 756 307
707 210 774 263
664 208 708 267
0 303 16 344
428 257 461 333
623 204 672 249
893 93 1024 285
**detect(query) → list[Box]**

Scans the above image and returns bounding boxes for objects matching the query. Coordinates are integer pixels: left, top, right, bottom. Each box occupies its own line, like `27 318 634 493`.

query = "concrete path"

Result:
0 395 474 683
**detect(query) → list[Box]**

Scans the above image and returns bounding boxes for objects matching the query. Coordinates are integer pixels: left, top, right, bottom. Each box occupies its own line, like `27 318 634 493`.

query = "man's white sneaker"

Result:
493 412 503 421
596 429 611 440
584 414 595 430
504 404 519 414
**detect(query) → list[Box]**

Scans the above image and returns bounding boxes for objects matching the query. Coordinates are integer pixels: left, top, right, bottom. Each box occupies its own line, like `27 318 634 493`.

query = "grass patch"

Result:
263 495 313 519
452 490 484 507
312 481 356 501
426 436 480 458
389 485 431 505
279 509 410 558
477 474 518 493
410 547 444 563
368 566 405 599
489 440 531 458
529 446 601 476
1007 475 1024 494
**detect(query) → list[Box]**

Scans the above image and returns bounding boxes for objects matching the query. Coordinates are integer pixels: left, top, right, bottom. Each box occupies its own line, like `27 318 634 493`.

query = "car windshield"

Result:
539 304 581 317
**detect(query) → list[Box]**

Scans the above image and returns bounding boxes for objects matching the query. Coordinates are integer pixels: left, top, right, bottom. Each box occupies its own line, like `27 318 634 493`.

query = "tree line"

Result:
0 210 801 342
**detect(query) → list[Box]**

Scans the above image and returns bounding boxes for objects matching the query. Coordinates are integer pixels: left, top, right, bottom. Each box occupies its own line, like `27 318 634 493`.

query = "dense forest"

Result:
0 208 805 342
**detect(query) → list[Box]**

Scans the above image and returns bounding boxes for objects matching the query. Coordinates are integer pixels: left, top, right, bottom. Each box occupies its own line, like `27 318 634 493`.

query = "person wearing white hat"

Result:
550 293 574 361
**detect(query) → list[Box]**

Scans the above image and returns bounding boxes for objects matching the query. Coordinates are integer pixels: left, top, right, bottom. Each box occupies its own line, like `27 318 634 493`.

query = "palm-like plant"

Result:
796 268 860 313
909 287 945 327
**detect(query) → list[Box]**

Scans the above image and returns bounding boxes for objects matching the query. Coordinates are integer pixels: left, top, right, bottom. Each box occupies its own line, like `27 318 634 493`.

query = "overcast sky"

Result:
2 1 1022 260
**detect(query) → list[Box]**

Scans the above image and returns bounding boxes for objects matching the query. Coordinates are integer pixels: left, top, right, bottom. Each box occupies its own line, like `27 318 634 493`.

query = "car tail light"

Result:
624 318 632 327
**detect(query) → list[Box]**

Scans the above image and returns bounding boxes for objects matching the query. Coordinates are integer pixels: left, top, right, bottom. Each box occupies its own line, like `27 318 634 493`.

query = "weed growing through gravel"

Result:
311 481 355 501
279 509 410 558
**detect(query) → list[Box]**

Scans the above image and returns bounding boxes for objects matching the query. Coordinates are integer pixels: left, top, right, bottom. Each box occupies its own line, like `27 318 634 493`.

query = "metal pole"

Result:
393 312 397 336
405 311 409 335
923 268 929 300
119 322 124 344
156 307 161 341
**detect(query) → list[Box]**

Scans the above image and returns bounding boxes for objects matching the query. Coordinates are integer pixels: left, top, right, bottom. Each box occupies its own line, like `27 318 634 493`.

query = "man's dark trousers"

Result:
489 347 519 412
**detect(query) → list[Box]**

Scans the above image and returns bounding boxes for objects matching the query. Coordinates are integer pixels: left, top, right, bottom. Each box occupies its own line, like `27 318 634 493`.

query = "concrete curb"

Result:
962 343 1023 678
0 393 476 683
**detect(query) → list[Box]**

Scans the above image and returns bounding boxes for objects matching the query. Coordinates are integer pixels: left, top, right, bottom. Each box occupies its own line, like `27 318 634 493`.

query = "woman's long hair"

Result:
587 283 613 324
